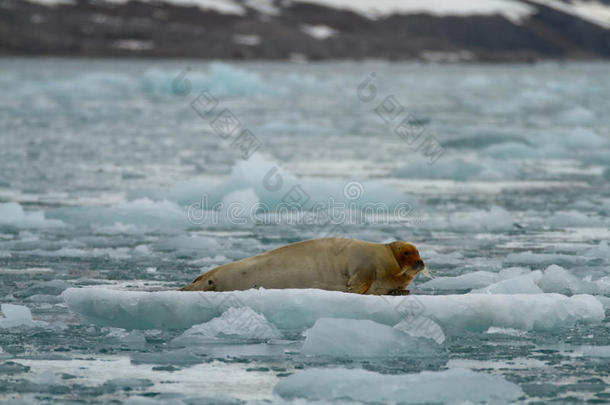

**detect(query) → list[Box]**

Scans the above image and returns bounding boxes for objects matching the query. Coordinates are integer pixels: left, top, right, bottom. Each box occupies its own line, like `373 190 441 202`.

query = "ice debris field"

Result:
0 59 610 403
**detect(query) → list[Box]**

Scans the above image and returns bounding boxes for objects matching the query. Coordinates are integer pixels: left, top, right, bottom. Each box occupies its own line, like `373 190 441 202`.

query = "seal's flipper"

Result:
347 271 374 295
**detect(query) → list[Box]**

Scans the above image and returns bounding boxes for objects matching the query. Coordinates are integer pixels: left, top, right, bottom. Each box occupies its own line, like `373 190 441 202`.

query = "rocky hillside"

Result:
1 0 609 61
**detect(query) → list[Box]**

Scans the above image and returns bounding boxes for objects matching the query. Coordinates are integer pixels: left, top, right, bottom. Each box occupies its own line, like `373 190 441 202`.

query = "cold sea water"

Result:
0 59 609 404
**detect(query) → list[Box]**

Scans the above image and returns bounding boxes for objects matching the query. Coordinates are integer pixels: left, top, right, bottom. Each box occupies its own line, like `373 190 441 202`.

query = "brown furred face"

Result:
388 241 425 274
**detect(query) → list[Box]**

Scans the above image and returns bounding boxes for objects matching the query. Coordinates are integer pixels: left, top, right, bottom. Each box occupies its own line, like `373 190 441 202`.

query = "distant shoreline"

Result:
2 0 609 62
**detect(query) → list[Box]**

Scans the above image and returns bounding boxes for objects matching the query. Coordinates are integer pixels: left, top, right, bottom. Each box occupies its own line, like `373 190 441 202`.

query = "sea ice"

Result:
301 318 439 357
425 206 514 232
168 153 413 213
417 271 498 290
141 62 270 96
48 198 188 228
504 251 586 266
538 264 600 295
393 316 446 344
0 303 47 328
172 307 280 346
577 346 610 358
470 274 543 294
62 288 604 332
584 240 610 260
0 202 64 228
273 367 524 404
547 211 604 228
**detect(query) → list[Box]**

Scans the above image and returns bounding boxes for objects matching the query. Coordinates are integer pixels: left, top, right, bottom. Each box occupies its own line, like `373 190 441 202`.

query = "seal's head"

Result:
387 241 431 278
180 270 217 291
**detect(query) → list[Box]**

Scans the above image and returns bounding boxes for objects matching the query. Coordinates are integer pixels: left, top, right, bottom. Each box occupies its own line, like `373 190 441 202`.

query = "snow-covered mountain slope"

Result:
8 0 610 59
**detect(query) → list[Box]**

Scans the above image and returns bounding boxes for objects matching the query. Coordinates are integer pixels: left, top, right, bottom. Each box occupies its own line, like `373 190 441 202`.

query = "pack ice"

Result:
274 367 524 404
61 287 604 332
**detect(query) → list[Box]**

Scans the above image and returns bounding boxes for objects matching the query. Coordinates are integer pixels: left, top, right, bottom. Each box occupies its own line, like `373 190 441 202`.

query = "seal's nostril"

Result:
415 260 424 270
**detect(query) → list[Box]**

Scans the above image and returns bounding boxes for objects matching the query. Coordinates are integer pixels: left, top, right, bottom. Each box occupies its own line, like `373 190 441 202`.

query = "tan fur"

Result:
180 238 426 295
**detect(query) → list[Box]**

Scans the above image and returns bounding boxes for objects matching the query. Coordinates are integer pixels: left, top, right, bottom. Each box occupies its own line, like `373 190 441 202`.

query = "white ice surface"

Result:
274 367 524 403
0 202 64 228
421 264 609 296
471 274 544 294
301 318 439 357
172 307 280 345
0 303 47 328
425 206 515 232
62 287 604 332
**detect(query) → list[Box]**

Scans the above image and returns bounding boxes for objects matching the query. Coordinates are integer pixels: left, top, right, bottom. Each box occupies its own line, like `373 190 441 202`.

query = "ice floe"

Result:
425 206 515 232
0 202 64 228
274 367 524 403
172 307 280 345
471 274 543 294
301 318 440 357
61 287 604 332
421 264 610 296
141 62 270 96
48 198 189 228
0 303 47 328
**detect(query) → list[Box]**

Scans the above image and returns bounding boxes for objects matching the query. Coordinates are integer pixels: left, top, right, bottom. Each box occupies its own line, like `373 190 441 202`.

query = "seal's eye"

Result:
208 280 213 285
403 252 411 256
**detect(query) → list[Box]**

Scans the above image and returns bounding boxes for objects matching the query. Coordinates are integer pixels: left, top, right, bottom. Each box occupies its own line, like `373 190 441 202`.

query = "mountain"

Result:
1 0 609 61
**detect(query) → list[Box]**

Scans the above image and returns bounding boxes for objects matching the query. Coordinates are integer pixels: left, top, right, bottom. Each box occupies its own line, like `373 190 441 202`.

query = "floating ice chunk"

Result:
471 275 543 295
131 348 207 366
0 304 46 328
161 235 221 254
107 328 147 346
274 367 524 403
394 158 483 181
0 202 64 228
426 206 514 232
94 222 141 235
418 271 498 291
17 280 71 298
172 307 280 346
454 206 514 231
141 62 269 97
504 251 585 266
577 346 610 358
421 250 463 265
221 188 260 222
584 240 610 260
497 266 536 281
594 295 610 309
547 211 604 228
170 153 412 213
538 264 600 295
48 198 188 228
62 288 604 332
483 142 542 159
486 327 529 337
30 370 65 386
393 316 445 344
301 318 439 357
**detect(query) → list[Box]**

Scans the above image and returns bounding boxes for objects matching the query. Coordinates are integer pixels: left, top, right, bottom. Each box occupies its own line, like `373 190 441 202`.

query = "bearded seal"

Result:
180 238 429 295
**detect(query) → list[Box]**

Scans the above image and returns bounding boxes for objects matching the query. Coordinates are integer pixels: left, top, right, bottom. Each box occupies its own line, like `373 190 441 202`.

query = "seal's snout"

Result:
415 259 425 270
